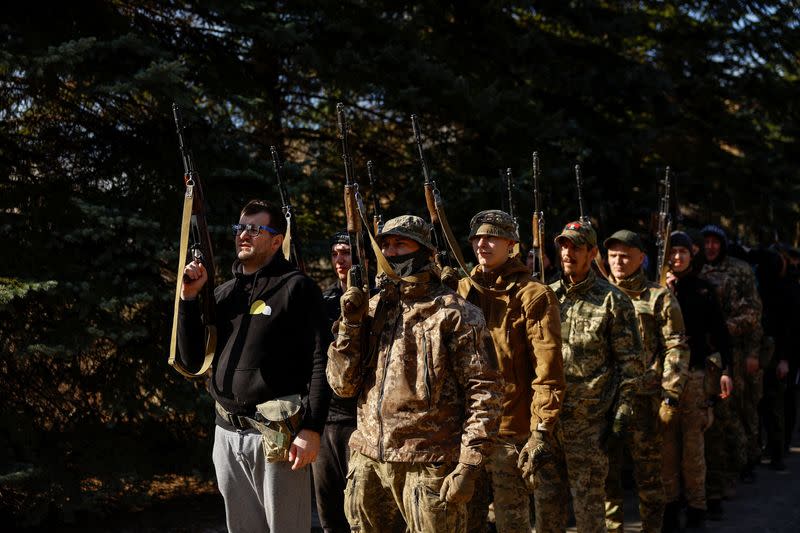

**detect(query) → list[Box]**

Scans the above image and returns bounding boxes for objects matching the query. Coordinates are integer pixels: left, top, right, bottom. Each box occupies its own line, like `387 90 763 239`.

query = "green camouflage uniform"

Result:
700 255 763 481
534 269 644 533
606 268 690 533
327 255 503 533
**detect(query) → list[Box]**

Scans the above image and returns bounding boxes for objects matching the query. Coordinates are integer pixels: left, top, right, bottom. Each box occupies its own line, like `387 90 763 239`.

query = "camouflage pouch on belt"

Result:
705 352 722 400
255 393 304 463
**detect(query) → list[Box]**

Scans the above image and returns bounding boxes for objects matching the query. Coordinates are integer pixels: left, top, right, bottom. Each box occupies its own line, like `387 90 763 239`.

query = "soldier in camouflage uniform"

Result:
520 221 644 533
698 224 762 518
456 210 565 533
603 230 690 533
327 215 503 533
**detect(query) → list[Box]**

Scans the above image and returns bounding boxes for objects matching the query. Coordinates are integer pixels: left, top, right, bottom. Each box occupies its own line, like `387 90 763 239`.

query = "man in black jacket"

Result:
663 231 732 527
313 230 357 533
177 199 330 532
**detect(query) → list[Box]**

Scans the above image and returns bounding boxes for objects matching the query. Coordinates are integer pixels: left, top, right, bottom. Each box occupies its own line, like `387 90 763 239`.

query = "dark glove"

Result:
340 286 367 324
440 266 460 291
612 401 633 437
439 462 480 504
517 430 556 485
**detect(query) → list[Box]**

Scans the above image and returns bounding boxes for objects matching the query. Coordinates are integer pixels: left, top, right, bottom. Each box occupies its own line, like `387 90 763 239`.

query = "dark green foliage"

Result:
1 0 798 524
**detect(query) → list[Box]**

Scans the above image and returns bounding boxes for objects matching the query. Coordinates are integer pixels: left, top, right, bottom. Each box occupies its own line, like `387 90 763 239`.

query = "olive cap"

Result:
377 215 435 251
604 229 645 252
468 209 519 242
554 221 597 248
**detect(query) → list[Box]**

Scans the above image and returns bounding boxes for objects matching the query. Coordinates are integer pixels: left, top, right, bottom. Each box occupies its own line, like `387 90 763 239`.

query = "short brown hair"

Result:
240 199 287 235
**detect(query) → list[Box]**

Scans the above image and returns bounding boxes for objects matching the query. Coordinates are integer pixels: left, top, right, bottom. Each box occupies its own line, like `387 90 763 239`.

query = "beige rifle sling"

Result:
169 184 216 378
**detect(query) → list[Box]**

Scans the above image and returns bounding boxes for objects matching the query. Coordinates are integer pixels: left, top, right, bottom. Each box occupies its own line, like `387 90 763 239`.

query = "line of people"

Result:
176 198 798 532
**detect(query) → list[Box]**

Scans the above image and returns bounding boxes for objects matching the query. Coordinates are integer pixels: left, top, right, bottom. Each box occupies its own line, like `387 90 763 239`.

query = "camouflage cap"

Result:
468 209 519 241
603 229 645 251
554 220 597 248
377 215 435 250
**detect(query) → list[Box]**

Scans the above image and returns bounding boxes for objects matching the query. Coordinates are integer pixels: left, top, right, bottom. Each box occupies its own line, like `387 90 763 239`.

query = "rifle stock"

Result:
169 103 216 378
574 162 608 279
531 152 545 282
337 103 367 291
655 166 672 285
411 114 463 269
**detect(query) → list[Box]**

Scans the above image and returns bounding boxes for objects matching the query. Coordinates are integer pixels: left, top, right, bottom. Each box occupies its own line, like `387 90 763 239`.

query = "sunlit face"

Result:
380 235 421 257
558 238 596 281
236 212 282 269
471 235 514 272
704 235 722 263
607 243 645 280
331 243 352 284
669 246 692 273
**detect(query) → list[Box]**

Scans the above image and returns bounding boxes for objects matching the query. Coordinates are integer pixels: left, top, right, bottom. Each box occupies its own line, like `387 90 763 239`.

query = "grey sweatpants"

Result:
213 425 311 532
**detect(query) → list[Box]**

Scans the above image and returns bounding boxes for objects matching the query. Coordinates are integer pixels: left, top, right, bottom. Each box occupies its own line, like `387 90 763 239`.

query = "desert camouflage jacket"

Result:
327 271 503 465
699 256 763 341
610 269 690 401
549 270 644 422
458 257 565 437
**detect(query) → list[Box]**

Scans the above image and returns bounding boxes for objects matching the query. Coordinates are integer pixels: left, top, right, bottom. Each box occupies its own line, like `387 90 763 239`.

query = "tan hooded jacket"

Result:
458 257 565 438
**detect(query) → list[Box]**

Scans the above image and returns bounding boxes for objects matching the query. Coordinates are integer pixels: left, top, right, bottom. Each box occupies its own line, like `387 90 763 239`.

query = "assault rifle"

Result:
336 103 367 291
574 163 609 278
506 167 521 258
531 152 545 282
410 114 466 270
655 167 672 285
169 103 216 378
270 146 305 272
575 164 589 225
366 160 384 235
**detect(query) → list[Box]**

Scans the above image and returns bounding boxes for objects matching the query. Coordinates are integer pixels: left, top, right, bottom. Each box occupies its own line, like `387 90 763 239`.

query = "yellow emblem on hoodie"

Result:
249 300 272 316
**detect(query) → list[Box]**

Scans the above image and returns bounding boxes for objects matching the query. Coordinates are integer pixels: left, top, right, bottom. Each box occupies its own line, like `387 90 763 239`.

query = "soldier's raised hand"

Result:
181 260 208 300
340 286 367 324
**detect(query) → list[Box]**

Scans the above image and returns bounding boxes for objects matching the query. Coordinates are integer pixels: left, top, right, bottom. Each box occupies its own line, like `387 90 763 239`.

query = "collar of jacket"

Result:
231 253 293 279
610 268 648 297
470 257 529 290
559 268 597 296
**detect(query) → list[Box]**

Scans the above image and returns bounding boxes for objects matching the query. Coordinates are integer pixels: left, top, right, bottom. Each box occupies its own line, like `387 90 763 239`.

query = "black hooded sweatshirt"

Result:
671 269 732 372
177 254 331 432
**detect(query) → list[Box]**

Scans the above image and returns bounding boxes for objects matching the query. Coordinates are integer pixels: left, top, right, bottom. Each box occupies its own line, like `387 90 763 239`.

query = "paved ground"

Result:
50 435 800 532
565 440 800 533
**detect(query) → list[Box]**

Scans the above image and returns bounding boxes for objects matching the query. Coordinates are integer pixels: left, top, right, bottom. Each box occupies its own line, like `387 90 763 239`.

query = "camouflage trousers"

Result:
465 438 531 533
605 396 665 533
534 418 607 533
704 397 746 500
343 451 465 533
662 370 708 510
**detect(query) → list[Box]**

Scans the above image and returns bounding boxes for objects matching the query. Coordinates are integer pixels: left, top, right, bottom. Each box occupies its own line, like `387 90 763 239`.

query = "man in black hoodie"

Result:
313 230 358 533
177 199 330 533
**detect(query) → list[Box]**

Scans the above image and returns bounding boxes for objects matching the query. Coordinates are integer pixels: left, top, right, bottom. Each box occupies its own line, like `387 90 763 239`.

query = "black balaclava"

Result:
386 248 432 278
